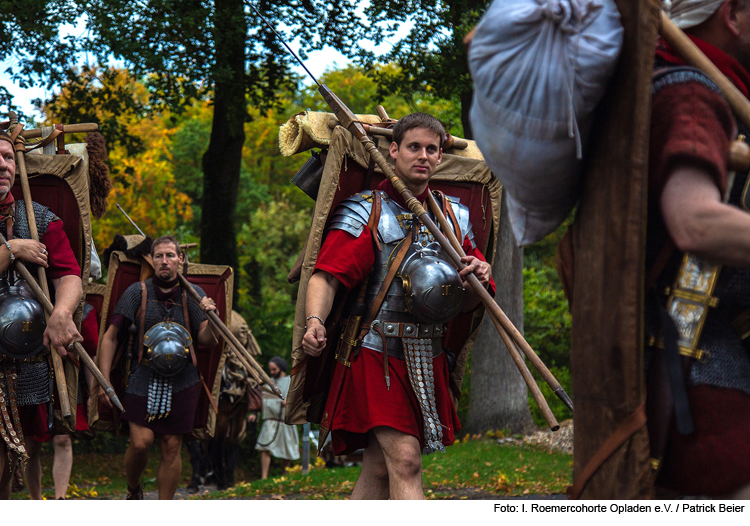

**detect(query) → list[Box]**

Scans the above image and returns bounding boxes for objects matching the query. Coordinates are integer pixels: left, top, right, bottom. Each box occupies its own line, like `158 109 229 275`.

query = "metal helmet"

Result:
398 241 464 325
0 280 47 360
143 321 192 377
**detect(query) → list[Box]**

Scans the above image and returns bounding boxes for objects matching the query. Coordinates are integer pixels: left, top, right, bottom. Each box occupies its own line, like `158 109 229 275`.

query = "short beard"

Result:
271 371 281 379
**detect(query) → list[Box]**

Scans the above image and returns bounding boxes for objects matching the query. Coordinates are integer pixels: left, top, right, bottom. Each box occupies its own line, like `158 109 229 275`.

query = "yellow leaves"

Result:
494 472 511 493
286 465 303 474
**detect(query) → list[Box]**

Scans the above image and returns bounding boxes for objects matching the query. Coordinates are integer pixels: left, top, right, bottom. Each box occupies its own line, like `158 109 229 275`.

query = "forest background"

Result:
1 0 572 430
34 64 572 428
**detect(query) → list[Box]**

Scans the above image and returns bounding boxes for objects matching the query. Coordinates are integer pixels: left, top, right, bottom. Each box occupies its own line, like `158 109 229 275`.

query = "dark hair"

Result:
392 113 446 148
269 356 288 373
151 235 181 257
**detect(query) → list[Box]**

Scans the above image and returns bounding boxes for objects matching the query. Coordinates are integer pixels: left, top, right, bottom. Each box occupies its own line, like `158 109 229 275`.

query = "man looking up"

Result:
302 113 494 499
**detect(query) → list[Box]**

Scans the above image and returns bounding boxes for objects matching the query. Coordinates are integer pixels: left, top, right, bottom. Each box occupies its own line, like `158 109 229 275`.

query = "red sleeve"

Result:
464 235 496 297
314 228 376 290
649 82 736 198
80 307 99 357
41 220 81 279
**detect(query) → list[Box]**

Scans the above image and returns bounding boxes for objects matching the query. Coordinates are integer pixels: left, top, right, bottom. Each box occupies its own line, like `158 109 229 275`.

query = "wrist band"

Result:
305 315 325 328
4 241 13 262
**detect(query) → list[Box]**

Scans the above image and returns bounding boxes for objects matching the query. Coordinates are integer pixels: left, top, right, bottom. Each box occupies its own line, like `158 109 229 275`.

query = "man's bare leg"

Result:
52 434 73 499
125 422 155 493
0 443 11 500
350 430 390 500
156 434 183 500
260 450 272 480
23 439 42 500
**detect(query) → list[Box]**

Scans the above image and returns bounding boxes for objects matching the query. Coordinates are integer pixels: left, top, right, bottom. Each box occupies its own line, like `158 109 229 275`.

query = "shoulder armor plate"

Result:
445 196 476 249
327 192 375 238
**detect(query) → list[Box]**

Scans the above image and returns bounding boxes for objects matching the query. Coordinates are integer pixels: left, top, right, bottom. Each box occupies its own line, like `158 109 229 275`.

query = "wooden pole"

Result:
425 192 559 430
12 133 72 418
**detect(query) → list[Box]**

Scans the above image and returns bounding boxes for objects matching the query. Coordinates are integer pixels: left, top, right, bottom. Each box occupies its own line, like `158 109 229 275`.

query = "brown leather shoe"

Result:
126 485 143 500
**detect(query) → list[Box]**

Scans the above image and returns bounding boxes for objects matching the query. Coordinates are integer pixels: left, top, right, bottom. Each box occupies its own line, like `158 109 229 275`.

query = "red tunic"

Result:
649 36 750 496
315 180 495 455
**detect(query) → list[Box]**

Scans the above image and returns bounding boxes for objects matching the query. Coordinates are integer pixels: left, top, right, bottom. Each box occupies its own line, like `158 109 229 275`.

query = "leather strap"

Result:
436 190 462 241
367 191 382 251
567 403 647 500
645 238 676 291
361 232 413 335
137 282 147 362
182 288 199 368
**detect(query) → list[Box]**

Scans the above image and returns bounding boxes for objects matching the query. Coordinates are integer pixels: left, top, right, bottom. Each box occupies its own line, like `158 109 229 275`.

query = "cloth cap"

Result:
664 0 726 29
269 356 288 373
0 131 12 145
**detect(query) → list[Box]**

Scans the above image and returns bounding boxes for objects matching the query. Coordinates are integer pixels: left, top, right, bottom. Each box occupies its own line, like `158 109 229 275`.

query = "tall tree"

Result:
355 0 491 139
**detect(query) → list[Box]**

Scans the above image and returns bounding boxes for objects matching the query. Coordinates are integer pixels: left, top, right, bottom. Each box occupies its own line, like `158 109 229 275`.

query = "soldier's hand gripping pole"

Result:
7 114 72 418
0 230 124 412
174 269 285 400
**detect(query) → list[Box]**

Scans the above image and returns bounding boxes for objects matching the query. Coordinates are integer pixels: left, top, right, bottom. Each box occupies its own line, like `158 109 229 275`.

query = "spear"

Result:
115 205 284 400
249 3 572 424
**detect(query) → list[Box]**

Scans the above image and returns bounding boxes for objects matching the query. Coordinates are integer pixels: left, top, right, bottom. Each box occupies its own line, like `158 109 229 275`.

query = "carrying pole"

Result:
7 116 72 418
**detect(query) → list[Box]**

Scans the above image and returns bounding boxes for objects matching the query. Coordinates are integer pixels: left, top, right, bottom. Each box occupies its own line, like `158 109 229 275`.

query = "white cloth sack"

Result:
469 0 623 245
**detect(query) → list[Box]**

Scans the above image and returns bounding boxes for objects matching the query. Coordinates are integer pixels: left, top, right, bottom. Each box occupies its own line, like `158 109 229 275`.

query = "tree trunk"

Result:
201 0 247 297
465 191 534 434
460 87 474 140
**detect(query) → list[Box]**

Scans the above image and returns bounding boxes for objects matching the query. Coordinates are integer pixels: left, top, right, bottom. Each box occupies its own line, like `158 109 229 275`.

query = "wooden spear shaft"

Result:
0 231 124 411
13 141 72 418
173 271 284 400
425 193 560 430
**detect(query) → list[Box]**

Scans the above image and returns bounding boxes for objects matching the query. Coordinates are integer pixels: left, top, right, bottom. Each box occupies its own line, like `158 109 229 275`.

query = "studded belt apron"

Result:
0 365 29 463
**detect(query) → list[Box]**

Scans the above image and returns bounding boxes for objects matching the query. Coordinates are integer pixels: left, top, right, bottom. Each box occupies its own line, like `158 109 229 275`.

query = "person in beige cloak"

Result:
249 357 299 479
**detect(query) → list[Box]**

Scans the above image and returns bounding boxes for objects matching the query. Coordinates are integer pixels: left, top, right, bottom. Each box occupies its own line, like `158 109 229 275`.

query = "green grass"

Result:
11 435 571 499
201 437 572 500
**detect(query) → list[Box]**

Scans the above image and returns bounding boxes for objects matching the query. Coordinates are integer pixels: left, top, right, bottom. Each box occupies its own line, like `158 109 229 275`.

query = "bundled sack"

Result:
469 0 623 246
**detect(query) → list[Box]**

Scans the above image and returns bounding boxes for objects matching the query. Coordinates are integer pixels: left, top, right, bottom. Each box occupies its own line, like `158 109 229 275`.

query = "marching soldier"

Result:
97 235 219 500
302 113 494 499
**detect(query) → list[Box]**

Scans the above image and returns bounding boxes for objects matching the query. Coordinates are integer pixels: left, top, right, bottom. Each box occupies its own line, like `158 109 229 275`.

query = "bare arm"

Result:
661 164 750 266
97 324 119 409
301 271 341 357
45 274 83 358
196 297 219 348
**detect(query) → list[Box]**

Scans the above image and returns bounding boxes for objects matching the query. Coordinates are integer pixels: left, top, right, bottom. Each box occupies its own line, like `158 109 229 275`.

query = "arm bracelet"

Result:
4 241 13 262
305 315 325 328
